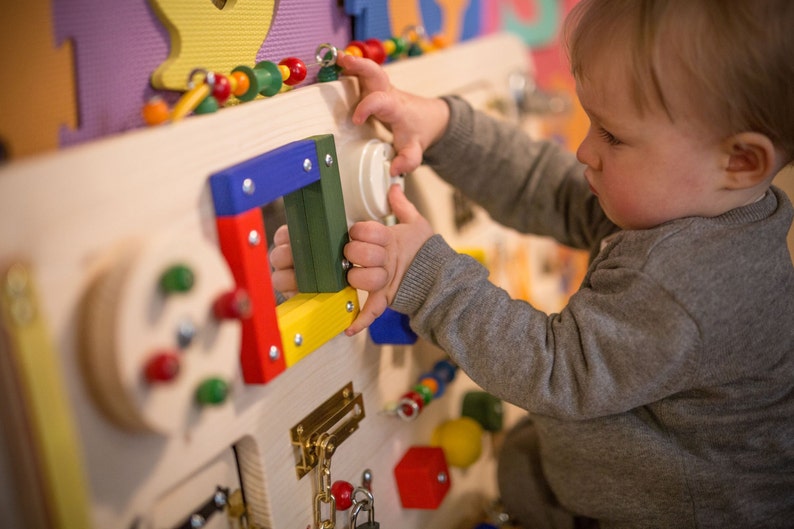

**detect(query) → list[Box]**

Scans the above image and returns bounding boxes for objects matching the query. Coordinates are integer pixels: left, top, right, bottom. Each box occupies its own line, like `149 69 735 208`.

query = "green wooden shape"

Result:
283 189 318 293
283 134 349 293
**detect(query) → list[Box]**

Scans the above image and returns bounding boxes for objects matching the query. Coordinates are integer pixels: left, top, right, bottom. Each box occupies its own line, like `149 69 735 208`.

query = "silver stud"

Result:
248 230 261 246
242 178 255 195
325 153 334 167
303 158 312 172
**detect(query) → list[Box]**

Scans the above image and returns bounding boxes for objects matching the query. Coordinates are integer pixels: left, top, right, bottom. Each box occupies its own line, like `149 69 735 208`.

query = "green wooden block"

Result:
282 192 317 293
282 134 349 293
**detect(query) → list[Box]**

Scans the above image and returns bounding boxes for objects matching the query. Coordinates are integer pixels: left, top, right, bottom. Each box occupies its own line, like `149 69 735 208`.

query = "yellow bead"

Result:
383 40 396 56
278 64 290 82
431 417 483 468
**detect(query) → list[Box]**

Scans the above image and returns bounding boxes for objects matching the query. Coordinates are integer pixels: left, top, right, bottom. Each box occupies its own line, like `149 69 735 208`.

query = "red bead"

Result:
331 480 354 510
212 73 231 105
144 351 180 383
213 288 252 319
364 38 386 64
279 57 307 86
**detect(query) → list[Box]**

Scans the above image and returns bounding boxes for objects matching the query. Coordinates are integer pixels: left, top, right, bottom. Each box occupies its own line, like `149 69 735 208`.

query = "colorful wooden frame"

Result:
210 134 358 383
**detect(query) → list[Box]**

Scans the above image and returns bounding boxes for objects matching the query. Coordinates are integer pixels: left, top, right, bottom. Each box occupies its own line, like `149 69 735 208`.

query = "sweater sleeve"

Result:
423 96 617 251
391 235 702 419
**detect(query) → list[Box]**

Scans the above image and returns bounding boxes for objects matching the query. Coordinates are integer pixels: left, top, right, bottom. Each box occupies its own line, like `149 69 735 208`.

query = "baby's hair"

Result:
565 0 794 164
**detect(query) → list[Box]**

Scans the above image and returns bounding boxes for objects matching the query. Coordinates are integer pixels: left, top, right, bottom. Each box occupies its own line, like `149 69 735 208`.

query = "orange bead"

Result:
344 44 364 58
231 70 250 96
431 35 449 50
141 96 170 126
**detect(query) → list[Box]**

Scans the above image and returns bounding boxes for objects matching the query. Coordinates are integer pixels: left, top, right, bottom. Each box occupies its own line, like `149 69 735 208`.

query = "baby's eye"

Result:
598 127 622 146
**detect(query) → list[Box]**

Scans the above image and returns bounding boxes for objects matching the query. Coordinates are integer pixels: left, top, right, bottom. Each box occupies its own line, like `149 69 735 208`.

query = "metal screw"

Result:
303 158 312 172
242 178 255 195
189 514 206 528
341 258 352 271
362 468 373 491
437 471 448 484
248 230 261 246
213 490 227 508
324 153 334 167
268 345 280 361
346 301 354 313
294 333 303 346
176 318 196 348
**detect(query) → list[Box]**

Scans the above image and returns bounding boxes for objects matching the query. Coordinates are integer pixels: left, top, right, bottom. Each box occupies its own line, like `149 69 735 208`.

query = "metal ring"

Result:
401 24 427 42
187 68 215 90
315 43 339 67
352 487 374 507
395 397 420 421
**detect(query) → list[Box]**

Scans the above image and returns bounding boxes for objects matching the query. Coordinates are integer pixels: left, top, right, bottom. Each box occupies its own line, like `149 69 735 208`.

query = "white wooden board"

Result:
0 33 531 529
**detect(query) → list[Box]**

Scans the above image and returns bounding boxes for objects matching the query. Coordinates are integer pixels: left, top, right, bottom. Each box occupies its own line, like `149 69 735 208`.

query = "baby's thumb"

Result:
387 184 420 224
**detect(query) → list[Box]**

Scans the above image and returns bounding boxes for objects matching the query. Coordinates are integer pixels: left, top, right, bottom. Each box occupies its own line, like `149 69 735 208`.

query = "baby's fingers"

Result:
346 265 388 293
269 243 294 270
346 292 388 336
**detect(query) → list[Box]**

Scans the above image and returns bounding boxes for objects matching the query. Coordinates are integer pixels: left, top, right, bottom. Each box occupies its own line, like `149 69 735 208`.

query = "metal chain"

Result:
313 433 337 529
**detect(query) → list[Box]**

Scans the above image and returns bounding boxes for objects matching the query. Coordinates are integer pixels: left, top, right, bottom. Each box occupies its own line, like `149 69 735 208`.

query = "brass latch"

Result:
290 382 365 479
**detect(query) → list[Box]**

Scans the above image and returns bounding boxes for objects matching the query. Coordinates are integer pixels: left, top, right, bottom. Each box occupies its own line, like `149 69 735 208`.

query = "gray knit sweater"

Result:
391 97 794 528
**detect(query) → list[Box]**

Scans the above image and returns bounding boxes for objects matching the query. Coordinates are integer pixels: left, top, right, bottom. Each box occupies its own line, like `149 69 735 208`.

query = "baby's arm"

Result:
337 54 450 176
343 184 434 335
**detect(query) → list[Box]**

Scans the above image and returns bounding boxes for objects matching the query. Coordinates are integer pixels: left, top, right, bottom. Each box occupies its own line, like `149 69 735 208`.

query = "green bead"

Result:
196 377 229 406
253 60 283 97
389 37 406 57
318 65 340 83
407 43 423 57
413 383 434 405
159 264 194 293
194 94 219 115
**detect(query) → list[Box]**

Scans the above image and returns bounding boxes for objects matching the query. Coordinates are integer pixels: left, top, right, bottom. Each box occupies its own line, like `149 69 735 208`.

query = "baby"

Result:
271 1 794 526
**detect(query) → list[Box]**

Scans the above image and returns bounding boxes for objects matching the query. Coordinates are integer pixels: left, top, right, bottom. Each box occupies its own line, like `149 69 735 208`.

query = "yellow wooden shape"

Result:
149 0 276 90
0 2 76 158
276 286 359 367
0 264 90 529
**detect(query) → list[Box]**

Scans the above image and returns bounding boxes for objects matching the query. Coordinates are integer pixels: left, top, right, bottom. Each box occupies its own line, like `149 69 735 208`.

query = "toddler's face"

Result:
574 65 725 230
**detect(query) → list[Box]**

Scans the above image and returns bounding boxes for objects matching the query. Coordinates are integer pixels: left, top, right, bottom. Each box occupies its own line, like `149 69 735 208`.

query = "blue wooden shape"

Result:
210 139 320 217
369 307 418 345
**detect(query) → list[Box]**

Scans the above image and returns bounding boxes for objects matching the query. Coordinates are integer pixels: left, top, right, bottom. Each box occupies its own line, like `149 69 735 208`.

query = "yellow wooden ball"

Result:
431 417 483 468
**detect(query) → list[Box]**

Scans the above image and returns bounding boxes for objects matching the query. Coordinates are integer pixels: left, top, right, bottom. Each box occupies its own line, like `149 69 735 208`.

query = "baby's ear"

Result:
722 132 778 189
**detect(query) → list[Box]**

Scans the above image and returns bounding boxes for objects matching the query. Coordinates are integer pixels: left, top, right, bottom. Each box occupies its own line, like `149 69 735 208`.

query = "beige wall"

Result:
774 166 794 263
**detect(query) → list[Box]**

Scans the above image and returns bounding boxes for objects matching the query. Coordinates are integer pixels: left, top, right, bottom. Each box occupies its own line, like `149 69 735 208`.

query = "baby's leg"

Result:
497 417 578 529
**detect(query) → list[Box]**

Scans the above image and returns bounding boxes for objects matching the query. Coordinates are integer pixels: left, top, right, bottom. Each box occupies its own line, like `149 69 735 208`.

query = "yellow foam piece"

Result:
0 1 76 158
276 287 359 367
149 0 277 90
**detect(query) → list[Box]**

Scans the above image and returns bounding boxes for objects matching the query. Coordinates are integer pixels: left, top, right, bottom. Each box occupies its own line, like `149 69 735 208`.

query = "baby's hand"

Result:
344 184 434 335
337 53 450 177
270 224 298 299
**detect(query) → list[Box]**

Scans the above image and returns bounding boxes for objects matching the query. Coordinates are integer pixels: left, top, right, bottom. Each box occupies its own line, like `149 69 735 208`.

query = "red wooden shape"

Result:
393 446 451 509
216 209 286 383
